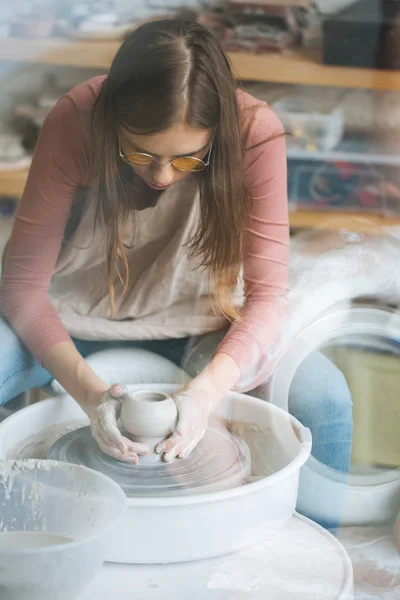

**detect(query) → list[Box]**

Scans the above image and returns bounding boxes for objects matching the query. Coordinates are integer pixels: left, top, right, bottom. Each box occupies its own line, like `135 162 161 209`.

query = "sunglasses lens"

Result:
124 153 154 166
172 157 206 172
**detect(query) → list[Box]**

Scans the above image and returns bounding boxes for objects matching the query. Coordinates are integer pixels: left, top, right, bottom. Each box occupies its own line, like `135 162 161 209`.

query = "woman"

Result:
0 20 352 471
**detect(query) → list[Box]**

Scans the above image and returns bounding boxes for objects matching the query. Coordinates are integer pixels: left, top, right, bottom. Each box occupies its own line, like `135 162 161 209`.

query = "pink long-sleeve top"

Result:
0 76 289 387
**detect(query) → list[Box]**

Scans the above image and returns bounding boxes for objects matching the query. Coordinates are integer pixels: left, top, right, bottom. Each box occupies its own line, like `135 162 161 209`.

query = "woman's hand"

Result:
155 352 241 462
89 384 150 464
42 343 149 465
155 388 214 462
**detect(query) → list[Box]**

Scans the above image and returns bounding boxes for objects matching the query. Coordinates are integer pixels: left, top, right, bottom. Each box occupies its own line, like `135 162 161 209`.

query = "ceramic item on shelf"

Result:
38 75 69 111
272 91 344 152
13 75 69 135
66 23 135 40
14 104 48 128
0 134 26 161
66 12 135 41
120 390 177 447
79 12 119 30
0 131 32 172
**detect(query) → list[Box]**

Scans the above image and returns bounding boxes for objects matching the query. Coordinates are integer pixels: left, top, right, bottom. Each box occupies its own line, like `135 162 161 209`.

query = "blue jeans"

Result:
0 316 353 473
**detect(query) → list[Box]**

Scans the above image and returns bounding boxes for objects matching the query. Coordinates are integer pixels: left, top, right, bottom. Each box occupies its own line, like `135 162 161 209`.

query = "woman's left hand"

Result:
155 388 215 462
156 353 241 462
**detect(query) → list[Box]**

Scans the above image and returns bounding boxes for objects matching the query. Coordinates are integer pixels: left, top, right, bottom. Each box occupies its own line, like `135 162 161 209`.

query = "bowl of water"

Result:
0 459 126 600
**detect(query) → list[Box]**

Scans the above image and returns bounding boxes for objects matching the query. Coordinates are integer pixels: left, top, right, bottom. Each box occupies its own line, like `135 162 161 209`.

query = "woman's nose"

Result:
151 163 175 187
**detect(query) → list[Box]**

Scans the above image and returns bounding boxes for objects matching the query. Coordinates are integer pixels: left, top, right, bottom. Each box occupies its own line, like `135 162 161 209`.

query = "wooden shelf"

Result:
2 34 400 233
289 210 400 232
229 49 400 91
0 37 118 69
2 37 400 90
0 169 28 197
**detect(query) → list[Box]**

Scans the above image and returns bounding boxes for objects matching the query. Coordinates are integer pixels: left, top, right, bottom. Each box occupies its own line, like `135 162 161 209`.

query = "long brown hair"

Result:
92 19 250 320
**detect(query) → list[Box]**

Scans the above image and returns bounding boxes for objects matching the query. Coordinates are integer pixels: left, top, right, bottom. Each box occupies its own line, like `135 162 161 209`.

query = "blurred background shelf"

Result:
1 165 399 233
0 169 28 197
0 37 118 70
0 217 14 257
2 37 400 90
289 210 400 231
287 139 400 167
229 49 400 91
2 25 400 233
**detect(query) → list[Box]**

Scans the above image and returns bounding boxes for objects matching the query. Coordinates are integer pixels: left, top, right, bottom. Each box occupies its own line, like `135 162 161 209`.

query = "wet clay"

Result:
9 420 88 459
120 390 178 447
48 420 251 498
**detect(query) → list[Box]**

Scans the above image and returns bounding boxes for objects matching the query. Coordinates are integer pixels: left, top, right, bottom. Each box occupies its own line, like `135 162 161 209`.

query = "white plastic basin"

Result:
0 460 126 599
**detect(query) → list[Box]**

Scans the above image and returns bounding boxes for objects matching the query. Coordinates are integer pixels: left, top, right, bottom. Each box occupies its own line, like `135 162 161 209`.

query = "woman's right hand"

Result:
88 384 150 464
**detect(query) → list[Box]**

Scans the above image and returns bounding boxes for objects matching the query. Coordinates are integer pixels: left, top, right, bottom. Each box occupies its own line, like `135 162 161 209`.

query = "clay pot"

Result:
120 390 178 448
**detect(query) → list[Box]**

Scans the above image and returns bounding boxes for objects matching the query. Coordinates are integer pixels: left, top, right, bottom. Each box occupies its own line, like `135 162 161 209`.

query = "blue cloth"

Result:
289 350 353 473
0 316 190 405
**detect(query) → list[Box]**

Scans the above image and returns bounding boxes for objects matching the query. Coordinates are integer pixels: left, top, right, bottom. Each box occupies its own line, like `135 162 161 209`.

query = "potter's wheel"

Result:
1 387 311 564
48 423 251 498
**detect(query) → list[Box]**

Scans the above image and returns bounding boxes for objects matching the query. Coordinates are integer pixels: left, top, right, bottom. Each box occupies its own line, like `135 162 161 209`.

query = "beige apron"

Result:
49 175 244 341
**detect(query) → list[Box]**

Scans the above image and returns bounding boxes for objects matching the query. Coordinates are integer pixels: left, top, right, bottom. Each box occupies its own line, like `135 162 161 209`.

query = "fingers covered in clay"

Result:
124 439 150 455
92 428 149 464
155 388 212 461
177 436 201 460
108 383 128 399
160 420 205 462
168 428 204 461
155 431 181 455
98 413 125 449
89 384 150 462
163 433 201 462
97 440 139 464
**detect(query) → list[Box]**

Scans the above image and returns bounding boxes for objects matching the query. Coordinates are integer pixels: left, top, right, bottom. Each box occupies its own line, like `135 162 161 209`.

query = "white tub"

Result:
0 460 126 600
269 306 400 527
0 384 311 564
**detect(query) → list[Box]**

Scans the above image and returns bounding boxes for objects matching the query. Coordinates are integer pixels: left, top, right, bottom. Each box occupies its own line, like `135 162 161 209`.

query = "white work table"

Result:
81 515 355 600
82 524 400 600
82 559 236 600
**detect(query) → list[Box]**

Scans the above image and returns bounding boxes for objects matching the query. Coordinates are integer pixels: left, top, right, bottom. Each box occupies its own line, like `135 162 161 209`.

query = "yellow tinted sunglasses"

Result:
119 142 213 173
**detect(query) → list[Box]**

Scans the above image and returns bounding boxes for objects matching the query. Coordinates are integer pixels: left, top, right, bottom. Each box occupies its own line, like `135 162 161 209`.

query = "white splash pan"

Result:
269 306 400 527
0 385 311 564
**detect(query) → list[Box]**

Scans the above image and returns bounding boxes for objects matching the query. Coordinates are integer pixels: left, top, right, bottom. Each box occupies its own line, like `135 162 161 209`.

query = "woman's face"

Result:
118 123 213 191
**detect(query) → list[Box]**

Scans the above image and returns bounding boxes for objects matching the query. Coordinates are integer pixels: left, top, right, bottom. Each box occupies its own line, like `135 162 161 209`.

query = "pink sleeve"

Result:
0 96 91 363
216 104 289 390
